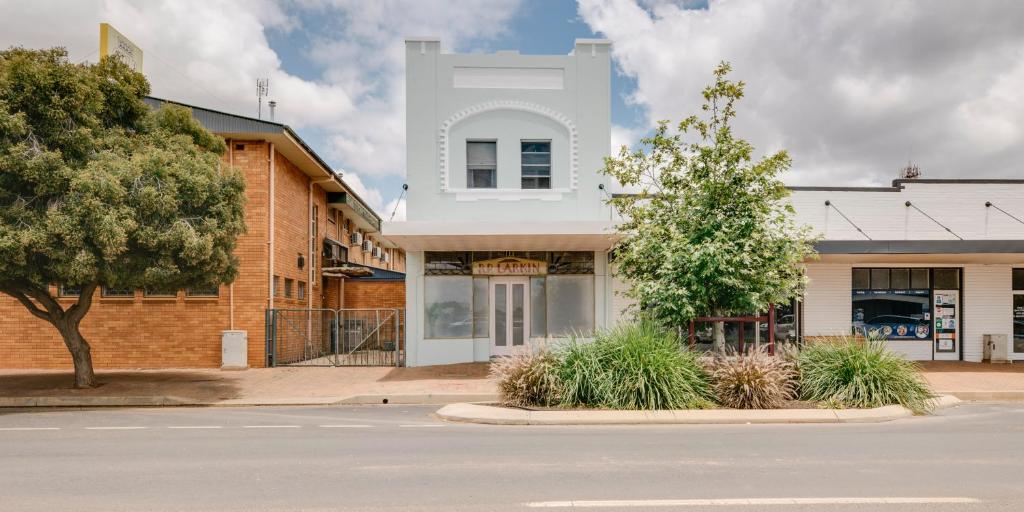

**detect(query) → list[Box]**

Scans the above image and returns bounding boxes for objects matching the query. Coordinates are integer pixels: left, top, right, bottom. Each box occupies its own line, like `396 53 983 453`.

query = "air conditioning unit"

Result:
362 240 373 253
372 246 382 259
350 232 363 245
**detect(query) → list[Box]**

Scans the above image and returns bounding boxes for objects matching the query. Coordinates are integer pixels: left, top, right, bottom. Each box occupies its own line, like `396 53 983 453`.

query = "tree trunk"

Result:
713 308 726 353
56 321 97 389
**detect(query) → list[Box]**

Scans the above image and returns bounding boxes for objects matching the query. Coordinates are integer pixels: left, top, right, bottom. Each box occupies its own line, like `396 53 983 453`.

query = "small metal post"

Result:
768 303 776 356
394 308 401 367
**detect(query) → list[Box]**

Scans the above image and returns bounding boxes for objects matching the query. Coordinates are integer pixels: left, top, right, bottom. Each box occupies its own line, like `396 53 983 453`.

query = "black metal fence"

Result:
266 308 403 367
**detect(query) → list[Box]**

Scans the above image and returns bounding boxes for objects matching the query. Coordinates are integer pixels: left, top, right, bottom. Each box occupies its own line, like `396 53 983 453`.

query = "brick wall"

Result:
343 280 406 309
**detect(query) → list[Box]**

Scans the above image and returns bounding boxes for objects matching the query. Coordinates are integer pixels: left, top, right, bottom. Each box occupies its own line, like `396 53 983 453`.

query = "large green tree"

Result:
0 48 246 387
603 62 817 351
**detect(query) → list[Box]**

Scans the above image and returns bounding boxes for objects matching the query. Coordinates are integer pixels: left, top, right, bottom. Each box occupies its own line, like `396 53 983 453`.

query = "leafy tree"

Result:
0 48 246 387
603 62 817 351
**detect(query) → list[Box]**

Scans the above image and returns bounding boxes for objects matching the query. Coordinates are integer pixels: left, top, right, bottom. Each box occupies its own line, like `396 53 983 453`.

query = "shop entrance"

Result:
490 277 529 356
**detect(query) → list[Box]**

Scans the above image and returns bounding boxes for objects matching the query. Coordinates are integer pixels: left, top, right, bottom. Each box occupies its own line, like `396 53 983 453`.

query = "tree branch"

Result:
67 282 98 324
0 287 53 322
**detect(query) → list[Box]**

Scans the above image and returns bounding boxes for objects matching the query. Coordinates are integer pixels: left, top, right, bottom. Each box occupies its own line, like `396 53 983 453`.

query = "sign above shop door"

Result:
472 257 547 276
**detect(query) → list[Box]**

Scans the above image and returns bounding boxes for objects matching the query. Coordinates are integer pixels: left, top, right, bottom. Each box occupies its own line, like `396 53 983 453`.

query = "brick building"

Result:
0 98 405 369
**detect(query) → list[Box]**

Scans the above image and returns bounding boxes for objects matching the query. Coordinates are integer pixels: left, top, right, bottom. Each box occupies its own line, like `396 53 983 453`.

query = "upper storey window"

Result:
466 141 497 189
521 140 551 189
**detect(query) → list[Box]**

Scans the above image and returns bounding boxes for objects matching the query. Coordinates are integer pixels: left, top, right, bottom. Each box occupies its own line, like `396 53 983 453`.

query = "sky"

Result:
2 0 1023 221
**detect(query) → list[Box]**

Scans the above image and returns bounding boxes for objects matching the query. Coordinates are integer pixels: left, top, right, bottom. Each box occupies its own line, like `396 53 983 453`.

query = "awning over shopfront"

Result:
814 240 1024 263
382 220 621 251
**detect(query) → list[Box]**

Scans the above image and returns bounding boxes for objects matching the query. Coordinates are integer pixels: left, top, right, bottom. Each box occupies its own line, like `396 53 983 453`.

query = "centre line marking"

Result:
525 497 981 508
85 426 147 430
319 425 373 428
399 424 444 428
167 426 223 429
0 427 60 431
243 425 301 429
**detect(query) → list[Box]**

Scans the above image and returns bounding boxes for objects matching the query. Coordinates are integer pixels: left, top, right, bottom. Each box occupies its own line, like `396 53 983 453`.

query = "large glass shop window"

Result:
1014 269 1024 354
424 276 473 339
851 268 958 341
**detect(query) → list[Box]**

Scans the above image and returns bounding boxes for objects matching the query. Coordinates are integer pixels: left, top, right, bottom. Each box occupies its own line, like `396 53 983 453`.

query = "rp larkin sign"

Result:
472 257 547 276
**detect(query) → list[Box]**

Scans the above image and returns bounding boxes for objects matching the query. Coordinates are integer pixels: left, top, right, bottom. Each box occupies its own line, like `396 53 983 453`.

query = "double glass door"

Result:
490 277 529 356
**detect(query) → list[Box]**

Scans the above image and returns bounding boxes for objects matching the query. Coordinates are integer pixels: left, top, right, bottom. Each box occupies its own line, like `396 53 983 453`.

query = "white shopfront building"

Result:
384 38 619 366
384 38 1024 366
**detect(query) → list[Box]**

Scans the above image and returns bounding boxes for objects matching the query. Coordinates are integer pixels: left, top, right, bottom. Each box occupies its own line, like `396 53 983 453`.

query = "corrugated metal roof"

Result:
344 262 406 281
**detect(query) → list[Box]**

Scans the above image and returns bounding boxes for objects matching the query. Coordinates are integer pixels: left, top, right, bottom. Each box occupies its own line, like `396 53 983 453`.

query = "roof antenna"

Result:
256 78 269 119
268 100 277 122
899 161 920 180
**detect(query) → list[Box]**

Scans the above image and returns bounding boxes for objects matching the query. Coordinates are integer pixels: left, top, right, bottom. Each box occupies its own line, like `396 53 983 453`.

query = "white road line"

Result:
398 424 445 428
167 426 224 429
526 497 981 508
84 426 148 430
242 425 301 429
319 424 373 428
0 427 60 431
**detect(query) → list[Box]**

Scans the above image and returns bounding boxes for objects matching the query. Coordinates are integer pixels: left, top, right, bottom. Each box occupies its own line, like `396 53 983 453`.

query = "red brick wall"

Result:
343 281 405 309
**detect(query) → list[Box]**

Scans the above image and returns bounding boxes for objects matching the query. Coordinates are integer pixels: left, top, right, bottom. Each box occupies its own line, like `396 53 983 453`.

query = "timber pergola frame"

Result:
688 304 777 355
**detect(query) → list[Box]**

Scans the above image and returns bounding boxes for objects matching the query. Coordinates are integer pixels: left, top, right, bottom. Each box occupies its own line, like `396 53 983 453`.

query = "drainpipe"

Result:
228 139 235 330
268 143 276 310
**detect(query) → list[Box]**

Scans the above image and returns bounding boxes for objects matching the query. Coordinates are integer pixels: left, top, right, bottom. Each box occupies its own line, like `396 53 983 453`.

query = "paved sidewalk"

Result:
0 363 498 407
920 361 1024 401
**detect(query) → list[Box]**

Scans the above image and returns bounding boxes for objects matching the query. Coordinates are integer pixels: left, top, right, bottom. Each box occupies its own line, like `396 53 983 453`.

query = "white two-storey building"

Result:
384 38 619 366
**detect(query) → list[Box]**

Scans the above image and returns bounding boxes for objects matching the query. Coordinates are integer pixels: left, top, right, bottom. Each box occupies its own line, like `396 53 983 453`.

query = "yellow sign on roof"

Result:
99 23 143 72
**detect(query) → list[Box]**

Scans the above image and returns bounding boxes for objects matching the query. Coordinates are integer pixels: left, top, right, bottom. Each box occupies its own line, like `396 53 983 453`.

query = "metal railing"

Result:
266 308 403 367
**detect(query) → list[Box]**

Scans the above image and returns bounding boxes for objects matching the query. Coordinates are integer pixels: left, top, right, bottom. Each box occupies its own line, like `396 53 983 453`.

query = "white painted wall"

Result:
790 182 1024 240
803 263 854 337
962 265 1013 363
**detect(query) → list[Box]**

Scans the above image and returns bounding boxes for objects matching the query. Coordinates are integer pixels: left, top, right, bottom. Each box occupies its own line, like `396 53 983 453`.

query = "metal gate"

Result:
266 308 403 367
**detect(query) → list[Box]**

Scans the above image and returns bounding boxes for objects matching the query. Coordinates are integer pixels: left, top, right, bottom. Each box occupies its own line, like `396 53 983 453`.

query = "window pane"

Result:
102 286 133 298
890 269 910 289
546 275 595 336
512 283 525 346
59 285 81 297
494 284 507 347
467 141 496 166
531 277 546 337
870 269 889 290
911 268 930 289
934 268 960 289
522 177 550 189
852 290 932 340
186 286 219 297
521 153 551 165
522 166 551 177
425 252 471 275
424 276 473 338
1013 269 1024 291
521 141 550 153
852 268 870 290
144 288 177 297
468 168 496 189
473 277 489 338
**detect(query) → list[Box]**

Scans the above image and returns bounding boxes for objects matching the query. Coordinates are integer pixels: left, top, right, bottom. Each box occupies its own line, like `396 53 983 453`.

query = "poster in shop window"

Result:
933 290 958 353
851 289 931 340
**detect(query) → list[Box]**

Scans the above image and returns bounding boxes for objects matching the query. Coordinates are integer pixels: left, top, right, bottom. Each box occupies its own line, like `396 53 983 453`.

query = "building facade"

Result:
0 98 404 369
791 180 1024 362
384 38 619 366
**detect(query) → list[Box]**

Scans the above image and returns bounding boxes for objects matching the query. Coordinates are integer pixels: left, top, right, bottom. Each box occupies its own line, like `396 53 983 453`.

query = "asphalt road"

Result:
1 403 1023 511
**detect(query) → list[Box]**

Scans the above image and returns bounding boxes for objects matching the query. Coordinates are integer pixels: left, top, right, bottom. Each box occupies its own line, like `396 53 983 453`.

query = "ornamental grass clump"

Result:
708 347 798 409
490 346 561 407
555 321 713 410
798 337 935 414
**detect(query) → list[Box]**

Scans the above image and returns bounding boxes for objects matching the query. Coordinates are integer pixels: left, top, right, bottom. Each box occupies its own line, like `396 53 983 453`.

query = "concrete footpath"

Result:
437 395 963 425
0 363 499 407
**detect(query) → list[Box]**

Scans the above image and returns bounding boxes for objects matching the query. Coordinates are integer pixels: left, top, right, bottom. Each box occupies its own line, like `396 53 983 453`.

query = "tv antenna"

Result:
257 78 269 119
899 161 921 180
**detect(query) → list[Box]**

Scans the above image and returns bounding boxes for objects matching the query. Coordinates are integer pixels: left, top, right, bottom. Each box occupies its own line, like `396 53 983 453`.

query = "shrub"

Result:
798 337 935 413
555 321 713 410
490 346 561 407
708 347 798 409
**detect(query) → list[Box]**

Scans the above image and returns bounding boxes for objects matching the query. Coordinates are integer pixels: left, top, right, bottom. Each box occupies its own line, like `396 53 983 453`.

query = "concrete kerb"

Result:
435 395 962 426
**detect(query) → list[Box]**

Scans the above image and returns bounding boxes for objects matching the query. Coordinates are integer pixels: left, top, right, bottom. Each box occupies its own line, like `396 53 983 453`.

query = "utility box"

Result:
221 330 248 370
984 334 1011 364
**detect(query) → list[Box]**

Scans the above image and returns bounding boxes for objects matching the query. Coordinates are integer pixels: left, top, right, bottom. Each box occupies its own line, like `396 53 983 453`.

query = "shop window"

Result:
521 140 551 189
870 268 889 290
466 141 497 189
424 276 473 338
933 268 960 289
852 268 870 290
546 275 595 337
911 268 930 289
890 268 910 289
101 286 134 298
1012 268 1024 291
472 277 489 338
530 277 547 337
1014 269 1024 353
186 286 219 298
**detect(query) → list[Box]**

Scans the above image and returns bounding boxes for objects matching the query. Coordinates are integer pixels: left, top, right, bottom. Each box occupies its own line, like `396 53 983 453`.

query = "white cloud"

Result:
579 0 1024 185
0 0 521 215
